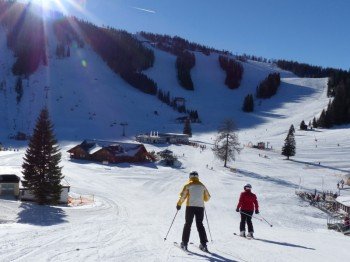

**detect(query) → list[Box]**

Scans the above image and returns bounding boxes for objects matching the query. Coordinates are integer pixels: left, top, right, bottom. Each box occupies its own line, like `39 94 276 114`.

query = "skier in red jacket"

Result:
236 184 259 238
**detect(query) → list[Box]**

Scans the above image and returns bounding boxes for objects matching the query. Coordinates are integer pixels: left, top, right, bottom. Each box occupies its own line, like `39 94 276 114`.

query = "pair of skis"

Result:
173 242 210 254
233 232 254 240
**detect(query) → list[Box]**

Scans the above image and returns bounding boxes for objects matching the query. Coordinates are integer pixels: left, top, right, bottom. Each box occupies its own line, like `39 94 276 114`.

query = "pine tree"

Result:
312 117 318 128
15 77 23 104
300 120 307 130
282 127 296 160
212 119 241 167
288 124 295 136
242 94 254 112
22 108 63 205
183 118 192 137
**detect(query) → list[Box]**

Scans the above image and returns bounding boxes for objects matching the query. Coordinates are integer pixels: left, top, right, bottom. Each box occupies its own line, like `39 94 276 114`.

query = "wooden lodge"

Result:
67 140 155 164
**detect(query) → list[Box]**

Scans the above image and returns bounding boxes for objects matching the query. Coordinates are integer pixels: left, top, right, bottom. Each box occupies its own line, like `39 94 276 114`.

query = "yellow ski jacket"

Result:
177 177 211 207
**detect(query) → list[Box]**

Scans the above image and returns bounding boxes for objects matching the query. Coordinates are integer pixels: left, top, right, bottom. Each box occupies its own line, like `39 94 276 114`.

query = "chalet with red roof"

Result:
67 140 155 164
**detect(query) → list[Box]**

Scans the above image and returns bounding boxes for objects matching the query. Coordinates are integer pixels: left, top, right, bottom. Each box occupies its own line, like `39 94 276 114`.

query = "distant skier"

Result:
176 171 211 252
236 184 259 238
340 179 345 189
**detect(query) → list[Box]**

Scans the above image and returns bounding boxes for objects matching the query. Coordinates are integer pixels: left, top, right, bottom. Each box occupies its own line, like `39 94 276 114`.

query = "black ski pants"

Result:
240 210 254 232
182 206 208 245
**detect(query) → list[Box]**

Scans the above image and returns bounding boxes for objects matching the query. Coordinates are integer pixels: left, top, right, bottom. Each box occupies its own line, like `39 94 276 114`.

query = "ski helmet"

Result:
244 183 252 189
189 171 199 178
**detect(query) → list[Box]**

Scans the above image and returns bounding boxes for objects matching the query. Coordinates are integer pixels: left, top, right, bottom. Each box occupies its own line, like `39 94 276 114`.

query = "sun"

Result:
30 0 56 10
24 0 90 18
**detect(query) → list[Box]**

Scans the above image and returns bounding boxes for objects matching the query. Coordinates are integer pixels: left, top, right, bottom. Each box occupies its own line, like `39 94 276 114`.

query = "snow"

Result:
87 144 103 155
0 19 349 262
336 196 350 207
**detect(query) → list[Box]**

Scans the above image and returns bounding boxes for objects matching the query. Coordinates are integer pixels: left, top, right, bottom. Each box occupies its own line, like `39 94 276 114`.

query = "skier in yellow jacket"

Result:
176 171 211 252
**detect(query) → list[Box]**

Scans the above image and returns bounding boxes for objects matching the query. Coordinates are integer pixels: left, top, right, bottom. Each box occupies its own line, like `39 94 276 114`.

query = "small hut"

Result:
0 174 20 197
19 179 71 204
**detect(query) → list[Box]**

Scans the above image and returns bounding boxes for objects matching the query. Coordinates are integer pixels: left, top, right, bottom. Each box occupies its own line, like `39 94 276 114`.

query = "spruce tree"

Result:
249 94 254 112
183 118 192 137
22 108 63 205
300 120 307 130
15 77 23 104
288 124 295 135
282 127 296 160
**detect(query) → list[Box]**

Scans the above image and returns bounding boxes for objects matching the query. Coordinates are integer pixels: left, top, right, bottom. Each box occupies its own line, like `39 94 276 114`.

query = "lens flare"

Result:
81 60 87 68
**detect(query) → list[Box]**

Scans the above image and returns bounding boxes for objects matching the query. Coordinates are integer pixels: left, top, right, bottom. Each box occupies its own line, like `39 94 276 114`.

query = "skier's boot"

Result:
247 232 254 238
180 242 188 251
239 231 246 237
199 243 209 252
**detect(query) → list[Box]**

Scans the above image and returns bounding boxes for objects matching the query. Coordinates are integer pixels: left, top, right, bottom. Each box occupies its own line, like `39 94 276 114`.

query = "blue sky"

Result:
33 0 350 70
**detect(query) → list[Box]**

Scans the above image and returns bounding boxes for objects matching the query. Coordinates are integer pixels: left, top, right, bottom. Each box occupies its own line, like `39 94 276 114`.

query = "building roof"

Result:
336 196 350 207
71 140 146 158
0 174 20 183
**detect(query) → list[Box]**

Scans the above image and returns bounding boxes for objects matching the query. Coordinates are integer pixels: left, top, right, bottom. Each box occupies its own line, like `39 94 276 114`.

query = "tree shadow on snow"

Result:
17 202 67 226
289 159 349 173
254 238 315 250
236 168 299 189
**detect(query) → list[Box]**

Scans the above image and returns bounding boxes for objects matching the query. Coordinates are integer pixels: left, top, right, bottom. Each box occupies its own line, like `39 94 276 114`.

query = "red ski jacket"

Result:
236 191 259 212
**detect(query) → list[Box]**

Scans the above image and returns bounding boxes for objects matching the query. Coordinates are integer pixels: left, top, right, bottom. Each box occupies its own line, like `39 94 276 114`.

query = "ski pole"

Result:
240 211 273 227
164 210 178 241
258 214 273 227
204 208 213 243
239 211 263 221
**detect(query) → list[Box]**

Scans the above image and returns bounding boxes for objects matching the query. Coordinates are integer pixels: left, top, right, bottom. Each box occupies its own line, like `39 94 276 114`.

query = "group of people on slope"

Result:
176 171 259 252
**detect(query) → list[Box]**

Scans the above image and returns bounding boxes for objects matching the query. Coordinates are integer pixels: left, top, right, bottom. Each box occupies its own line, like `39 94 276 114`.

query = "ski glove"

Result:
176 205 181 210
255 210 260 214
236 208 239 212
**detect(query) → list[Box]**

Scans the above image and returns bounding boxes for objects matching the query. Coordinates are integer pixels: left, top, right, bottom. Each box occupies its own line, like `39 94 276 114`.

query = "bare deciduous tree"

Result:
212 119 241 167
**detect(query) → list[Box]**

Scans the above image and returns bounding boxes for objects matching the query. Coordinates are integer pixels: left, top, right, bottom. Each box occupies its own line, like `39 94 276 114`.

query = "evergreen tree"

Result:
242 94 254 112
212 119 241 167
22 108 63 205
15 77 23 104
288 124 295 135
300 120 307 130
66 45 70 57
256 73 281 98
183 118 192 137
282 127 296 160
317 109 327 128
312 117 318 128
219 55 244 89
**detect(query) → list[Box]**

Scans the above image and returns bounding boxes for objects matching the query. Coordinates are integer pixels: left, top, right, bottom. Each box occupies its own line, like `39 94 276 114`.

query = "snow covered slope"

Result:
1 16 349 262
0 19 327 141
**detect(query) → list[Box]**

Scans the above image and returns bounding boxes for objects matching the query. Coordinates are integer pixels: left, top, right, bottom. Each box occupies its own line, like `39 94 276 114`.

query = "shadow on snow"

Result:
236 168 299 189
17 202 67 226
254 238 315 250
183 249 239 262
289 159 350 173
